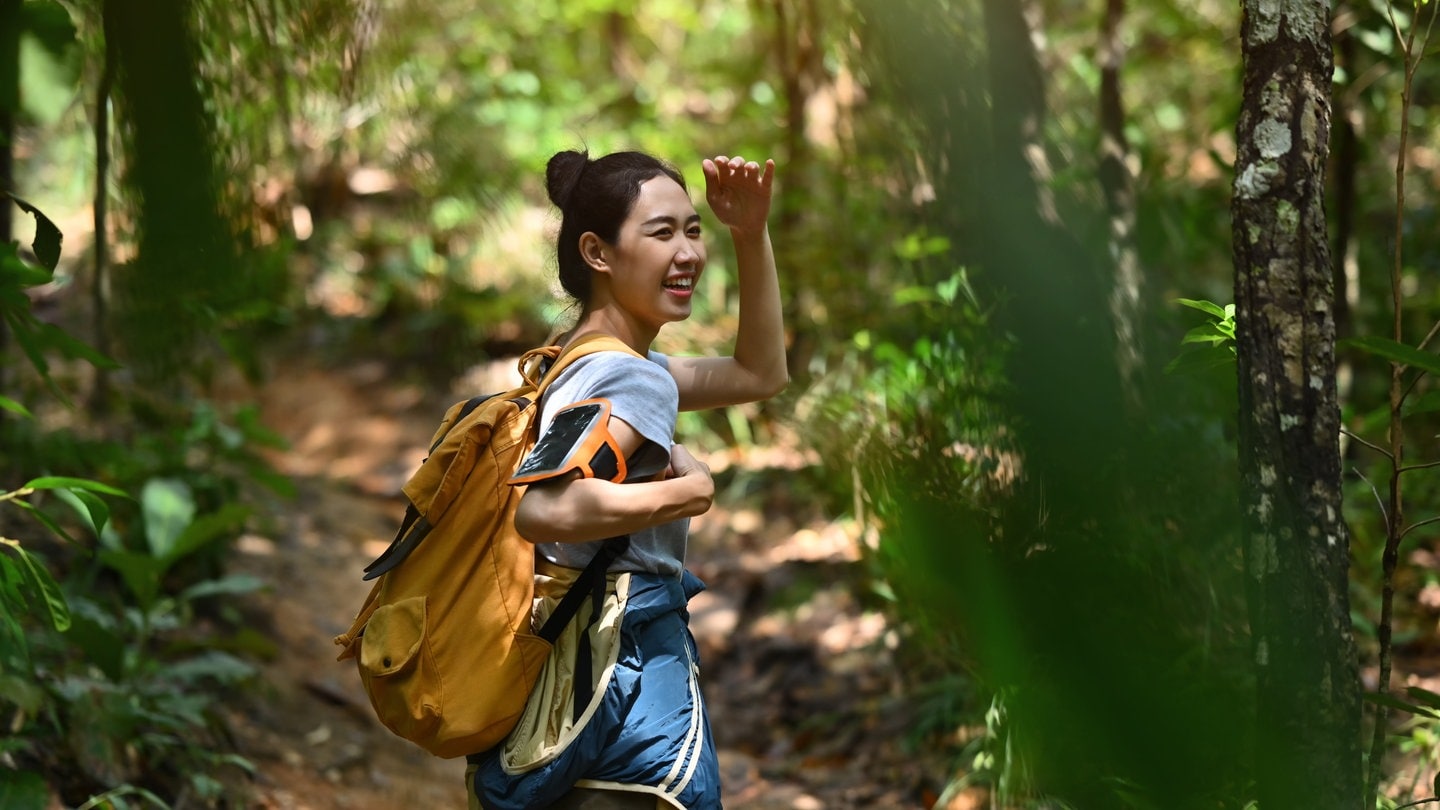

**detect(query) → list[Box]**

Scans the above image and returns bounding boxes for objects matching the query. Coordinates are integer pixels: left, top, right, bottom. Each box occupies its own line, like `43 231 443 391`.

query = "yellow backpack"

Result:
333 335 637 758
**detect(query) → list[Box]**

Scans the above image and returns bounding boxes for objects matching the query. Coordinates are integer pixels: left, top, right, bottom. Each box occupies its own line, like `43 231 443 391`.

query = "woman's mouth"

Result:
663 276 695 297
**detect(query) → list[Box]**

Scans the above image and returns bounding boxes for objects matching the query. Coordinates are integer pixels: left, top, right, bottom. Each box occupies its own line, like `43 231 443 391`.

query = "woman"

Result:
467 149 786 810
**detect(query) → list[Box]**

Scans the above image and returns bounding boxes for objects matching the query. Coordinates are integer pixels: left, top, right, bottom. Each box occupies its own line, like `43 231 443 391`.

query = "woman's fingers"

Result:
707 155 773 189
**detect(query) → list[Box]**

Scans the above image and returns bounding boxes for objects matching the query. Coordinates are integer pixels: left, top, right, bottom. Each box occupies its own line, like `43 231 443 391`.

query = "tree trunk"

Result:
105 0 238 383
768 0 820 383
91 4 118 413
1231 2 1361 806
980 0 1124 494
1099 0 1144 402
0 0 19 415
1330 5 1359 348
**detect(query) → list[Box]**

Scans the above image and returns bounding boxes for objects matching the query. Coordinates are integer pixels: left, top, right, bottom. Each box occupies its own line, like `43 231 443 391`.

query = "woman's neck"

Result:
566 307 657 355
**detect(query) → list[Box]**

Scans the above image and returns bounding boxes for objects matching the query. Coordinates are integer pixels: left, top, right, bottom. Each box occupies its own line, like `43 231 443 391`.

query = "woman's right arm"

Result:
513 417 714 544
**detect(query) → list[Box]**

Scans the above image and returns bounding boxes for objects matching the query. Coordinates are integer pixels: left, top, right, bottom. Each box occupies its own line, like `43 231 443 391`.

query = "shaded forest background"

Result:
4 0 1440 807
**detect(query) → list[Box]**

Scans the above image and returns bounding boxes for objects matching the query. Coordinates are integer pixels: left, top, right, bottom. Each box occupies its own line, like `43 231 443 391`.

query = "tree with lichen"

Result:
1232 0 1362 806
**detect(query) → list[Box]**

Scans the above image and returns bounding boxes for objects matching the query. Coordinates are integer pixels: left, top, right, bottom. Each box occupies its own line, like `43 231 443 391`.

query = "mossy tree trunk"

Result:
1231 2 1362 806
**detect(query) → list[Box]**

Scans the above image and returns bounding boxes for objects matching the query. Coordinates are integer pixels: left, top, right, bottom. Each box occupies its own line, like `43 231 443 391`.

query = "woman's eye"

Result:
687 227 703 238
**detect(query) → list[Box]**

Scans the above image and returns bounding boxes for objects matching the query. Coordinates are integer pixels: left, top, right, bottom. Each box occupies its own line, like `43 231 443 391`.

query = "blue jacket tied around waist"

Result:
470 571 722 810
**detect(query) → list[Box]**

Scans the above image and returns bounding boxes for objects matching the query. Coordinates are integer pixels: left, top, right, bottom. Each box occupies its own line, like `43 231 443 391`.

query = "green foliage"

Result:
9 0 1440 801
1345 335 1440 379
1 195 118 412
1167 298 1236 375
96 478 251 611
1 476 261 807
808 4 1261 805
0 194 271 805
0 768 49 810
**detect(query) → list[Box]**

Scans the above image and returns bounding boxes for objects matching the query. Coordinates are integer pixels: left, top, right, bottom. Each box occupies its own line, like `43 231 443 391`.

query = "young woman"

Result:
466 149 786 810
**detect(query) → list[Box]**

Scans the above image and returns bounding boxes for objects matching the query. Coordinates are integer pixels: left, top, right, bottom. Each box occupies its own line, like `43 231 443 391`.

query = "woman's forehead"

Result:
630 176 696 221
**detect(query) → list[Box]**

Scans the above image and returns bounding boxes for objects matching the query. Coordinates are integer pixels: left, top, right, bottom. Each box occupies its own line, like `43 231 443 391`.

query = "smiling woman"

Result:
465 148 787 810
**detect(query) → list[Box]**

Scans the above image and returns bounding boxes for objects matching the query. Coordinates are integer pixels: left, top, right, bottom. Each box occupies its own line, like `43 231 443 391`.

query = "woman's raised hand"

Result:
702 155 775 237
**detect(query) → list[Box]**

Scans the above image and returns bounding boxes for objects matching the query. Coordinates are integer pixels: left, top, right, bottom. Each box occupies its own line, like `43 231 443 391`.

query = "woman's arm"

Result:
667 156 789 412
513 416 714 544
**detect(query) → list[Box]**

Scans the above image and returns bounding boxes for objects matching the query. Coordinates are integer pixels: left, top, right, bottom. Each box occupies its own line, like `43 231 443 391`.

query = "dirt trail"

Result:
220 355 952 809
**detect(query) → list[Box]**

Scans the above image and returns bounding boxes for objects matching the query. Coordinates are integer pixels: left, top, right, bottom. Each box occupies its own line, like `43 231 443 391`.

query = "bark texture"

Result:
0 0 18 406
1099 0 1143 401
1232 2 1362 806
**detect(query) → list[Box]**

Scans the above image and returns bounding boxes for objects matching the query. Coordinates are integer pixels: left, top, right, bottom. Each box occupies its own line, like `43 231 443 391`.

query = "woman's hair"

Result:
546 149 687 306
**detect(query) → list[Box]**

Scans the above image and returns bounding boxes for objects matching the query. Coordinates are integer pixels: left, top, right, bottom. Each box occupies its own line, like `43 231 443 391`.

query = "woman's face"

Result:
598 175 706 329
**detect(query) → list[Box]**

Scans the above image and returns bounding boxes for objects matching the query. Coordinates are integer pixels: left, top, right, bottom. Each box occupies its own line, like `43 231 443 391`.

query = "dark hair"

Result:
546 149 687 306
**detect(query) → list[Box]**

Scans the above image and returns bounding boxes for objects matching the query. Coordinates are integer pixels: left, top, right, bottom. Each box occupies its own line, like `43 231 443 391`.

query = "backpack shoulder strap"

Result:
525 334 644 396
534 534 631 644
361 393 522 582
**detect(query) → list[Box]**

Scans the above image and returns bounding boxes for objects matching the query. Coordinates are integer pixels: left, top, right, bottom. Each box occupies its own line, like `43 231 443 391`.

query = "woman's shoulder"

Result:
559 350 676 395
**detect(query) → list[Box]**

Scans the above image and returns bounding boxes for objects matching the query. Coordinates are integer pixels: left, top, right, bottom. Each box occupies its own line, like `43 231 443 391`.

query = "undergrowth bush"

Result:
2 197 279 808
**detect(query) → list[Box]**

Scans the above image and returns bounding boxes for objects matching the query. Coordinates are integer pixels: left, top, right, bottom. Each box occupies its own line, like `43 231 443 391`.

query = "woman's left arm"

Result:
668 155 789 411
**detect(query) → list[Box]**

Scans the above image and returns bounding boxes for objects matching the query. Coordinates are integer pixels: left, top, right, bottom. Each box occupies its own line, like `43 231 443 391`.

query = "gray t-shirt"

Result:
530 350 688 577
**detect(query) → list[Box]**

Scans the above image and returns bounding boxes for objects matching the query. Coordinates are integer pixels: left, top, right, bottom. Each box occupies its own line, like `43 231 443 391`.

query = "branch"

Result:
1386 0 1406 52
1410 0 1440 81
1397 798 1440 809
0 487 34 504
1419 318 1440 354
1399 459 1440 475
1400 514 1440 543
1342 428 1396 461
1354 467 1391 531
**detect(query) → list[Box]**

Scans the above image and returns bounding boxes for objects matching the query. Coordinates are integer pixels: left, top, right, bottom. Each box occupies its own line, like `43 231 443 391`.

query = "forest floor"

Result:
215 350 977 810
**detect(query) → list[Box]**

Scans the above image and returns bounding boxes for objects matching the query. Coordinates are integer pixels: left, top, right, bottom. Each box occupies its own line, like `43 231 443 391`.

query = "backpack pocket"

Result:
358 596 441 740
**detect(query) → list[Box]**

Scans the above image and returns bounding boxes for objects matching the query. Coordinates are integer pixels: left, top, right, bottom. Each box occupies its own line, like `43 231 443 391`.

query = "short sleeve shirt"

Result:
530 350 687 577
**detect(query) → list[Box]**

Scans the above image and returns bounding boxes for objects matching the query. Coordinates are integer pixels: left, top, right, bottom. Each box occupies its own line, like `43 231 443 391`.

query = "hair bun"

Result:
545 150 590 210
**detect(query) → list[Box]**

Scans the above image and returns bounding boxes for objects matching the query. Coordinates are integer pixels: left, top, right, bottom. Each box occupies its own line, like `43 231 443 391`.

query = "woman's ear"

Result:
579 232 610 273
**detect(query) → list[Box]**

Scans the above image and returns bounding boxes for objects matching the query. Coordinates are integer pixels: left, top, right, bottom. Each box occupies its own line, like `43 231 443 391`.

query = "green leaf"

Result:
1363 690 1440 719
51 488 110 538
1357 25 1395 56
6 195 62 272
167 504 248 563
0 540 71 632
141 478 196 559
1406 390 1440 416
75 785 169 810
0 673 46 715
0 767 50 810
1342 336 1440 379
1176 298 1227 319
20 1 77 55
23 476 128 497
1405 685 1440 711
0 396 33 419
180 573 266 602
1165 347 1237 375
936 274 962 305
0 243 52 287
11 500 77 545
6 310 54 385
31 321 119 369
1181 324 1229 346
97 548 163 609
165 650 256 685
892 285 938 306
